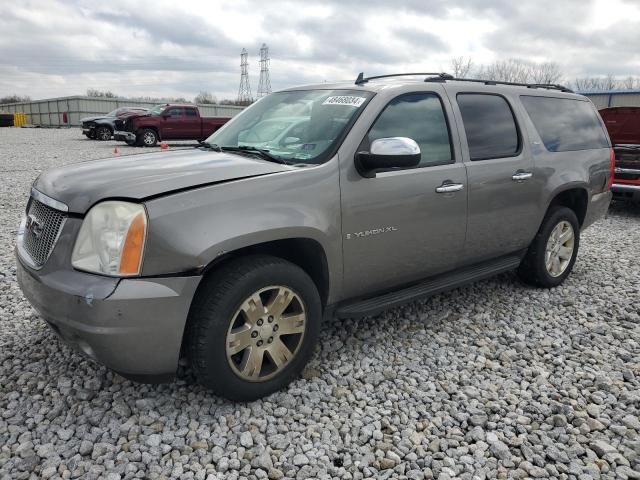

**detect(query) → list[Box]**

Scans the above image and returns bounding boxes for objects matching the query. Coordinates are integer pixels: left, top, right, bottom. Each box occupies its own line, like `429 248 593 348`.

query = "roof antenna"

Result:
355 72 365 85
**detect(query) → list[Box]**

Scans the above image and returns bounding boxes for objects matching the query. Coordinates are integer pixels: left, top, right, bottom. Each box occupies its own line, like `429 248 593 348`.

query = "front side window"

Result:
457 94 519 160
520 96 609 152
362 92 453 167
185 108 198 117
206 89 373 164
166 108 184 118
149 104 166 116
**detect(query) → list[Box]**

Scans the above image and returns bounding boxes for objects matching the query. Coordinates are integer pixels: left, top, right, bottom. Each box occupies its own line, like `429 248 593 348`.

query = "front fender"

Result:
141 162 343 301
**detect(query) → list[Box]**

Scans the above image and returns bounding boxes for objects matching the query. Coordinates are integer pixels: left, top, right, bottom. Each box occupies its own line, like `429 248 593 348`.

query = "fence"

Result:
0 96 244 127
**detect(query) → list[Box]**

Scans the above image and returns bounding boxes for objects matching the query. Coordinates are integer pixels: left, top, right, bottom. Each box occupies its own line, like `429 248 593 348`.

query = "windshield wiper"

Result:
198 141 222 152
221 145 289 165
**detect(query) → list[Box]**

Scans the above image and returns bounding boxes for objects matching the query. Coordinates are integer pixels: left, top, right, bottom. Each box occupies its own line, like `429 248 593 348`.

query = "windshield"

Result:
149 104 166 116
205 89 373 164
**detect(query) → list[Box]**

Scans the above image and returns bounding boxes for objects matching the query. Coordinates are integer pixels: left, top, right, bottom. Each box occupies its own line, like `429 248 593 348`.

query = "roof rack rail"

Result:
355 72 573 93
355 72 452 85
439 77 574 93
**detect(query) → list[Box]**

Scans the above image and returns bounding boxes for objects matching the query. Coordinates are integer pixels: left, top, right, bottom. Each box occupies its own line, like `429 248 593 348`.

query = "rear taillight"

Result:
607 148 615 190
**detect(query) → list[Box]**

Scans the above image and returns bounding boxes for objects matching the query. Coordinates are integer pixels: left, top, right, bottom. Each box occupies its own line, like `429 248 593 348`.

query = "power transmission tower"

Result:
238 48 252 104
257 43 272 98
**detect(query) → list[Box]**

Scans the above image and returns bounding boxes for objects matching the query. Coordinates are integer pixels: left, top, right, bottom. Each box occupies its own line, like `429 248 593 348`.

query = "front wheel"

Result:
96 126 112 141
518 206 580 288
187 255 321 401
139 128 158 147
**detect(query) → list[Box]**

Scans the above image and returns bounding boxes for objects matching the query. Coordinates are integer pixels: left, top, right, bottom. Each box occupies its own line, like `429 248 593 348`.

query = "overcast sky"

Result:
1 0 639 101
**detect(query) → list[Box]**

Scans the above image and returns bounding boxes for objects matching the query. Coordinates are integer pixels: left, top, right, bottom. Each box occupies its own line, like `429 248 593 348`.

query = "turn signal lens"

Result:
119 212 147 275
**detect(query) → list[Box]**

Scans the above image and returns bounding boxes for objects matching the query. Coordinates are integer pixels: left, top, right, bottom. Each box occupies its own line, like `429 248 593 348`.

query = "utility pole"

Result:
238 48 252 104
257 43 272 98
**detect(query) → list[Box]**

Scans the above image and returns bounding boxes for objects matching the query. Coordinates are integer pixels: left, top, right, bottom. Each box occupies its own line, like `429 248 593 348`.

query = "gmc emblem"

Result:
25 214 44 239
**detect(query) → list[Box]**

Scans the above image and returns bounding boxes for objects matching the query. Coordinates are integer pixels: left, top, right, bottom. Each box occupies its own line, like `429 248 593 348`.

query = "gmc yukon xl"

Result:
16 73 613 400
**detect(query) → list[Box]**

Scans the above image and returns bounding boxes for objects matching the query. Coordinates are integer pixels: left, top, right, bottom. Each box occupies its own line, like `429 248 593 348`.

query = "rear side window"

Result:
185 108 198 117
520 96 609 152
457 94 520 160
364 92 453 167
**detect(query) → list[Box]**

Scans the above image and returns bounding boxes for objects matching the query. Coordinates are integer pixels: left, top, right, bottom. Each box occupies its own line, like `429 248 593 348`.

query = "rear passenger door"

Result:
449 91 540 262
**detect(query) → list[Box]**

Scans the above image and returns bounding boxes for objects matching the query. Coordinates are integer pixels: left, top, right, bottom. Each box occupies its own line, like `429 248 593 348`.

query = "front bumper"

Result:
16 253 201 381
114 130 136 142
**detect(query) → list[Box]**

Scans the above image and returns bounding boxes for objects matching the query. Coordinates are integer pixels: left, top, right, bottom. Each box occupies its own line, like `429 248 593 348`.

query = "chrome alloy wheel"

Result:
225 286 306 382
545 220 575 277
143 131 156 145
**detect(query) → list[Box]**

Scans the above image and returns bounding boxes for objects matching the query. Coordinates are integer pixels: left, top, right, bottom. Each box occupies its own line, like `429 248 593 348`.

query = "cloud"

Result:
0 0 638 101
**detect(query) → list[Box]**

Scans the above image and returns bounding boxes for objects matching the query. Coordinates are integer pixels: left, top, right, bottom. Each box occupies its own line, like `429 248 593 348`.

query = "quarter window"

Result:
363 93 453 167
457 94 519 160
520 96 609 152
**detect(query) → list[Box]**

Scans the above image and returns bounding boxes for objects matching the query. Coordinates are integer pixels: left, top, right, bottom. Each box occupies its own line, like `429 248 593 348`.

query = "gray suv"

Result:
16 73 613 400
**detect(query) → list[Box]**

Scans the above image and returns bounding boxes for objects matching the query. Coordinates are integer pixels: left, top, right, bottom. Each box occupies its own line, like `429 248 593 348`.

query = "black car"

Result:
81 107 148 140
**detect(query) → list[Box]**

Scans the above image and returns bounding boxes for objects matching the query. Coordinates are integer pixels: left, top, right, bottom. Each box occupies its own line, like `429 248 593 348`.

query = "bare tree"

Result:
529 62 563 84
87 89 117 98
194 91 217 104
621 76 637 89
450 56 474 78
0 94 31 104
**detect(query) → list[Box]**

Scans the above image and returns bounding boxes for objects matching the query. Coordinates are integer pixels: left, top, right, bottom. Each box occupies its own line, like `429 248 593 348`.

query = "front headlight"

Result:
72 201 147 276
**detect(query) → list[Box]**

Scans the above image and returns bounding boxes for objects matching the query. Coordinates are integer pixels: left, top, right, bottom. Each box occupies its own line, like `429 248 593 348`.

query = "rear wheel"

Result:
140 128 158 147
96 126 112 141
187 255 321 400
518 206 580 287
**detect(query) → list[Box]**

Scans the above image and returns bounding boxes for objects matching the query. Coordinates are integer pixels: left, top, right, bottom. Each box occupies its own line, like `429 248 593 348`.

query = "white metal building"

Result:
581 90 640 110
0 96 244 127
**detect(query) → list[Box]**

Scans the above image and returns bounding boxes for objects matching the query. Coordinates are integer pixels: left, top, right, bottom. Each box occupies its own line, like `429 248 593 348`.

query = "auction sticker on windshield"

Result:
322 96 366 107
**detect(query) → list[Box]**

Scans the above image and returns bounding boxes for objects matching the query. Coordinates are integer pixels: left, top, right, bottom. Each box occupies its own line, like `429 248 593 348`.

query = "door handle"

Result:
435 183 464 193
512 171 533 182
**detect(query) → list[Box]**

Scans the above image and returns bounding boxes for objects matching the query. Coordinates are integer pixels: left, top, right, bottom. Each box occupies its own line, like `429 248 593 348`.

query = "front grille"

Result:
616 172 640 181
22 198 67 267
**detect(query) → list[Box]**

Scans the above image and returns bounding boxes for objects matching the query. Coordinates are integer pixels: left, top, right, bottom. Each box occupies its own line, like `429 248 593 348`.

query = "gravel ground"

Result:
1 127 639 480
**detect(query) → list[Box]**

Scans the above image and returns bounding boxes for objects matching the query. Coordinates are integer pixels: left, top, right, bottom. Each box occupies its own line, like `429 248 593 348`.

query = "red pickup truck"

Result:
114 104 230 147
599 107 640 204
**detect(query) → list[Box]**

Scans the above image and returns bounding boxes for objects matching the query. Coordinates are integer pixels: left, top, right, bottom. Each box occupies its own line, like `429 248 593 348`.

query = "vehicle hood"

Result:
33 149 293 213
81 115 113 123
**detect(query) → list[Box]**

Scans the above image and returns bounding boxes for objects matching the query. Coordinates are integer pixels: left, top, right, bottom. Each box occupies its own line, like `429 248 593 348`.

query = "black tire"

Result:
95 126 112 141
140 128 158 147
186 255 321 401
87 130 97 140
125 137 137 147
518 206 580 288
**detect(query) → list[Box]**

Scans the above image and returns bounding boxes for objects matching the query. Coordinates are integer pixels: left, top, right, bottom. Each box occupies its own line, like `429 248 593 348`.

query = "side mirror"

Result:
355 137 421 177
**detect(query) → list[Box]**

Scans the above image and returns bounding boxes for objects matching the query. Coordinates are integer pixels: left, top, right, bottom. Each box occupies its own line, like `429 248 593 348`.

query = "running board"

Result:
335 255 521 319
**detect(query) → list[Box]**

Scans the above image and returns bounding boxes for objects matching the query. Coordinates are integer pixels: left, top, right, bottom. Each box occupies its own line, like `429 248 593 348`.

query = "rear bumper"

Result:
114 130 136 142
582 190 612 229
16 253 201 381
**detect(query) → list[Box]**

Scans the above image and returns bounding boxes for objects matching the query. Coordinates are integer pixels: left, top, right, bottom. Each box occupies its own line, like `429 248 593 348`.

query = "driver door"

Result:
340 88 468 299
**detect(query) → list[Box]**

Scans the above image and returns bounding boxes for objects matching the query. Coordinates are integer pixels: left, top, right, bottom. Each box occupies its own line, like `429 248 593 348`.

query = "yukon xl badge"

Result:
346 226 397 240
